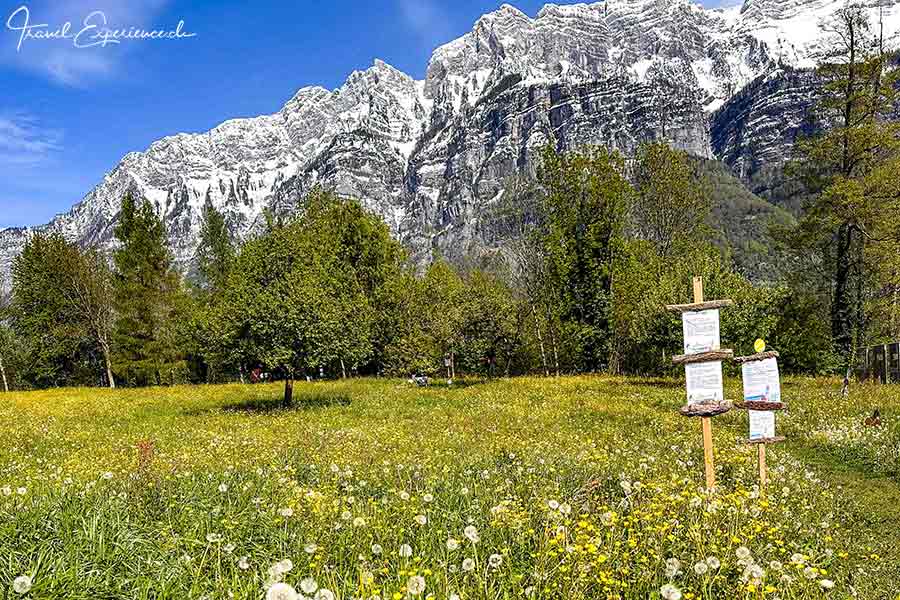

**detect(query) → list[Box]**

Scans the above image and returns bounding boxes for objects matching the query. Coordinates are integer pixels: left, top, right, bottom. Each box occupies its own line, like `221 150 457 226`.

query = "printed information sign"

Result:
683 309 721 354
749 410 776 440
741 357 781 404
685 361 724 405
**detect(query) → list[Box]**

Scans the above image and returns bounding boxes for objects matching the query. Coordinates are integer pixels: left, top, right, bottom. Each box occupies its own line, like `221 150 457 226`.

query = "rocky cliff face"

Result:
2 0 898 288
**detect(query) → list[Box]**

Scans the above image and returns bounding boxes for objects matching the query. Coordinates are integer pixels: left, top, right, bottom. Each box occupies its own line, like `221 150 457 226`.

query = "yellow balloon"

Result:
754 339 766 353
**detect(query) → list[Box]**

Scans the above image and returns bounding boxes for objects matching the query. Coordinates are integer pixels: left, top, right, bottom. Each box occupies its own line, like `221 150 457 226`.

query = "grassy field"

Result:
1 376 898 600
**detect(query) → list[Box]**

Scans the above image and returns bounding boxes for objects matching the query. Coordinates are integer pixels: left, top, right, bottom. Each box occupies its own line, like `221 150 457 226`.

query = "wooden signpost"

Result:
666 277 734 491
735 345 786 491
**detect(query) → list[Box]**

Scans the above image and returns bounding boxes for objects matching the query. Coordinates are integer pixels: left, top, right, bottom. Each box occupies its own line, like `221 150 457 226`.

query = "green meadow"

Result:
1 377 898 599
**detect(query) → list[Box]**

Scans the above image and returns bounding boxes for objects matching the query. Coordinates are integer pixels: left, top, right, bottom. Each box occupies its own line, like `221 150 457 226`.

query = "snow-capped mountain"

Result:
1 0 898 288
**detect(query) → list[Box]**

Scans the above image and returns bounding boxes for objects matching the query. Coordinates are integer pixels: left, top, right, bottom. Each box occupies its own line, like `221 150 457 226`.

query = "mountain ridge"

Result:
2 0 899 289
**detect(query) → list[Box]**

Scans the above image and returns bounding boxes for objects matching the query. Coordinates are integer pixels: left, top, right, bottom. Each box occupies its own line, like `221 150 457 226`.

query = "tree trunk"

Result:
450 352 455 379
283 377 294 408
340 358 347 379
0 355 8 392
238 365 246 384
532 303 550 376
100 340 115 389
546 305 561 376
832 223 854 365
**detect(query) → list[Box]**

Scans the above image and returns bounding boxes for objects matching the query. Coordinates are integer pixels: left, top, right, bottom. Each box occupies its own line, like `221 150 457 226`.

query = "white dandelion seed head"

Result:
464 525 480 543
275 559 293 574
314 590 334 600
803 566 819 580
693 561 708 575
371 543 383 555
488 553 503 568
12 575 32 594
423 493 434 502
742 564 765 584
304 543 318 554
820 579 835 590
399 544 413 558
664 557 682 578
705 556 721 569
462 558 475 572
660 583 682 600
300 577 318 594
279 508 294 518
238 557 250 570
736 546 752 560
353 517 366 528
218 483 228 493
415 514 427 525
407 575 426 596
265 582 298 600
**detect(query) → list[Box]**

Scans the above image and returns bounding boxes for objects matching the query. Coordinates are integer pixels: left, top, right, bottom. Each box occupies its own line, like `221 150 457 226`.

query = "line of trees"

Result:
0 143 797 403
0 6 896 401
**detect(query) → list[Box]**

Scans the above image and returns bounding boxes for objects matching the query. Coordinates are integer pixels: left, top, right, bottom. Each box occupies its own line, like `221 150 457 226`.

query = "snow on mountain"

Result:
1 0 898 289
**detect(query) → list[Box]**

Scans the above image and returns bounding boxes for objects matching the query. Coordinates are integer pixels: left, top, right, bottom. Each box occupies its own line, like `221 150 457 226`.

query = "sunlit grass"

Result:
1 377 897 599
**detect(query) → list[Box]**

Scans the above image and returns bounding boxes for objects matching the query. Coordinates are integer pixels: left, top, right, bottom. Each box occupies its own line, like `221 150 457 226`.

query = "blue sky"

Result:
0 0 734 228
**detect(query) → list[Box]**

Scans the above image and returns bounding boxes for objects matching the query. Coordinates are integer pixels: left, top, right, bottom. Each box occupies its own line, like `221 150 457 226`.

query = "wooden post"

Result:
693 276 716 491
885 344 890 384
758 444 767 491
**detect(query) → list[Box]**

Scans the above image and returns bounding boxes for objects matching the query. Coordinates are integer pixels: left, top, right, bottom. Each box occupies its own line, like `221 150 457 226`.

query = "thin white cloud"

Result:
0 111 62 166
1 0 174 86
396 0 454 50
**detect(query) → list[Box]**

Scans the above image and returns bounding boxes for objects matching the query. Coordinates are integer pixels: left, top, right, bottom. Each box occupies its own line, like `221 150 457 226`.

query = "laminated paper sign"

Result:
749 410 775 440
741 357 781 404
685 361 724 405
682 309 721 354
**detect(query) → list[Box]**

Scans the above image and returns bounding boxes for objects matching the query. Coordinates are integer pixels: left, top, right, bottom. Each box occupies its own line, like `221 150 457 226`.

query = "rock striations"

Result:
1 0 898 287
